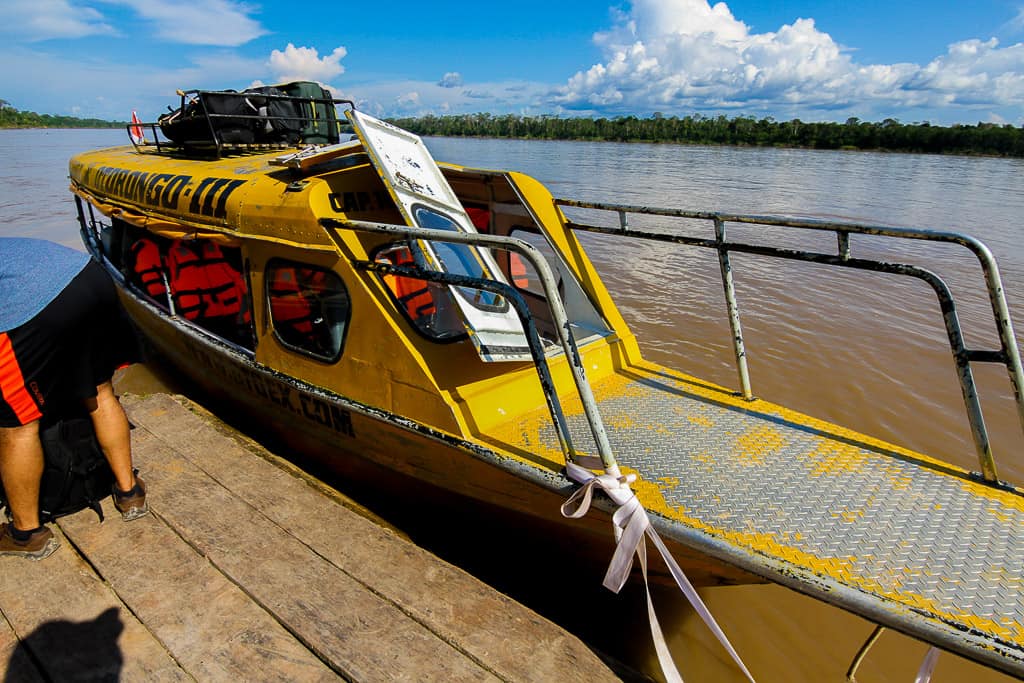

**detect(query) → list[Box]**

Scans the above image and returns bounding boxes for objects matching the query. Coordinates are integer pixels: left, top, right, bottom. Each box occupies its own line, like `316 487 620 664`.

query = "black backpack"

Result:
39 414 115 522
0 414 115 524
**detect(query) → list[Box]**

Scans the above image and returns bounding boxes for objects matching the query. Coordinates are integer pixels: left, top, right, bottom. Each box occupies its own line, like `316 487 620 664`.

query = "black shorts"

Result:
0 260 139 427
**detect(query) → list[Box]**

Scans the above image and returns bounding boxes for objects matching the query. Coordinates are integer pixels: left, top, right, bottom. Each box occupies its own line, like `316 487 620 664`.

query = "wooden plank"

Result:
58 497 336 681
124 393 620 682
122 408 498 682
0 526 186 681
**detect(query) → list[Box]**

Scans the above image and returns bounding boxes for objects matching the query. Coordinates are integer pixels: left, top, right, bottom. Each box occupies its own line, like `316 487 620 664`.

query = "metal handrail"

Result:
556 198 1024 482
320 217 621 477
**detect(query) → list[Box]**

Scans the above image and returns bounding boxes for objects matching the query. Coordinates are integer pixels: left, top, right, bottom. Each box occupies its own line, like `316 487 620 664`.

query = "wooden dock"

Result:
0 393 621 681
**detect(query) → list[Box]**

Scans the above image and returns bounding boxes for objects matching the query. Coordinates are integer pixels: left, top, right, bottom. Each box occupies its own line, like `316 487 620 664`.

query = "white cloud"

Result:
1005 6 1024 35
0 0 264 47
330 77 552 118
101 0 266 46
438 72 463 88
267 44 347 83
556 0 1024 119
0 0 115 41
0 44 272 119
395 91 422 111
911 39 1024 106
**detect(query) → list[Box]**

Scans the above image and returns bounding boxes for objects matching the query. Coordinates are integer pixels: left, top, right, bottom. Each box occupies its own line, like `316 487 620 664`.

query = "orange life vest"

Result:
463 206 528 288
167 239 250 325
268 266 317 344
380 247 435 322
510 252 528 289
128 237 168 301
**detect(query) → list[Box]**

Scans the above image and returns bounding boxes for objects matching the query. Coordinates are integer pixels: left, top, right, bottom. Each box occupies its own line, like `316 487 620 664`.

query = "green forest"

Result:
0 101 124 129
390 113 1024 157
4 97 1023 156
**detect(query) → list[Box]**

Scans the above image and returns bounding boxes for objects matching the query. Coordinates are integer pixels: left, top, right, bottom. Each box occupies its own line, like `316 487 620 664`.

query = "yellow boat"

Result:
69 86 1024 678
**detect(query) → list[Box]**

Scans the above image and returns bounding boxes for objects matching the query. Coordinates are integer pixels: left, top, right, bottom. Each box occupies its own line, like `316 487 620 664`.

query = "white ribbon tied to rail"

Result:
561 462 756 683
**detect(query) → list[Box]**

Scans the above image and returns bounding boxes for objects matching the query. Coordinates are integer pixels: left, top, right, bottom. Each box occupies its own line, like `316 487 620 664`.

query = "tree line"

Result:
5 97 1022 156
389 113 1024 157
0 101 124 129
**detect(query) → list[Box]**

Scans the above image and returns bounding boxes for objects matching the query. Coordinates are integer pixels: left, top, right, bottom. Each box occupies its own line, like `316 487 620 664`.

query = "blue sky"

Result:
1 0 1023 125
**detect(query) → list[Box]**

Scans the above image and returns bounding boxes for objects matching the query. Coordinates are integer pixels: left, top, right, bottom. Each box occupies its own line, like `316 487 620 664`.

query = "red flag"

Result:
130 110 144 144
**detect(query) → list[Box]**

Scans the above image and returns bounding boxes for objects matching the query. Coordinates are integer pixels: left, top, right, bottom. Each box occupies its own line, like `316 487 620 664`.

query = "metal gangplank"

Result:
325 201 1024 677
548 200 1024 678
513 361 1024 678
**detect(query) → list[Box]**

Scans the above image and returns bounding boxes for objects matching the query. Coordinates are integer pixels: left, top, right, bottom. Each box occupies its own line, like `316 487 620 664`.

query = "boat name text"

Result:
327 190 392 214
84 166 246 219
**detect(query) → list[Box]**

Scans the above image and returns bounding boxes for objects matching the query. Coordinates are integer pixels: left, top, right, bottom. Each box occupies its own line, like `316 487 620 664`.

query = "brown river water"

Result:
3 128 1023 681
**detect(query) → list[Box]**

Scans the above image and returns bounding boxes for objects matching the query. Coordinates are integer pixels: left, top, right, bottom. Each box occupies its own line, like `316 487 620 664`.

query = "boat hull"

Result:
116 285 762 588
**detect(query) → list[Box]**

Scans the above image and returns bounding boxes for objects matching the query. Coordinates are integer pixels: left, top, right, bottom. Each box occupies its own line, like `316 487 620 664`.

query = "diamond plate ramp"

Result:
518 365 1024 677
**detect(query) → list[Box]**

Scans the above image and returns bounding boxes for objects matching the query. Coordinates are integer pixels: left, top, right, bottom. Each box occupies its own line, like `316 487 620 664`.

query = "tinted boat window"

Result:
373 243 465 342
508 227 612 343
412 205 508 313
266 260 349 362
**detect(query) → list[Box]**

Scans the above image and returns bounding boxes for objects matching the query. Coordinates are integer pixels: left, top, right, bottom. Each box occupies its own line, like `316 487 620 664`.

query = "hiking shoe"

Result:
0 523 59 561
113 475 149 521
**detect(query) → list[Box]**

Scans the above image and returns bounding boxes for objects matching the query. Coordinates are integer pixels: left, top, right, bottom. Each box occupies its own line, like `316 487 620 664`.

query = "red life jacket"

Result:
380 247 435 322
465 206 489 231
167 239 250 325
129 237 168 300
510 252 528 288
269 266 314 338
464 206 528 288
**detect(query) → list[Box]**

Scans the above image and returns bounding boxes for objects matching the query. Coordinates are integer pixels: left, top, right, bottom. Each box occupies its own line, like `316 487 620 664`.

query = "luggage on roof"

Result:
156 81 340 148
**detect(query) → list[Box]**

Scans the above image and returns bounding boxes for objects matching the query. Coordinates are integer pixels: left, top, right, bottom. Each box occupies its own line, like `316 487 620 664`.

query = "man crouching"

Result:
0 237 147 560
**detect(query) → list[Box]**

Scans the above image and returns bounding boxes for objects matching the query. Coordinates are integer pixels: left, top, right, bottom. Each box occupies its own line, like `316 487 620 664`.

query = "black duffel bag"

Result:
159 90 258 145
243 86 303 144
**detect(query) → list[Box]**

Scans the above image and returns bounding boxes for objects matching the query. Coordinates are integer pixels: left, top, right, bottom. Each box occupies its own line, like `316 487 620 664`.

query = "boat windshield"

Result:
414 205 509 314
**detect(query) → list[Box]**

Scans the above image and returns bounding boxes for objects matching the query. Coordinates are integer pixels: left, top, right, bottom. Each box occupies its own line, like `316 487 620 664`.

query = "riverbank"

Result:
0 104 123 129
391 113 1024 158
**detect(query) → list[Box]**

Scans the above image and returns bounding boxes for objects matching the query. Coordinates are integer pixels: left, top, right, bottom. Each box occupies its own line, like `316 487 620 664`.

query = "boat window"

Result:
373 243 466 342
506 229 563 300
412 205 509 314
166 238 255 350
508 227 612 342
118 228 257 351
266 260 350 362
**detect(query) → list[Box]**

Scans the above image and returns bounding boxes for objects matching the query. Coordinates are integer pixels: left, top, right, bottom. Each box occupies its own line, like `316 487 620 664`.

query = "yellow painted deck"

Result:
494 360 1024 678
0 393 622 682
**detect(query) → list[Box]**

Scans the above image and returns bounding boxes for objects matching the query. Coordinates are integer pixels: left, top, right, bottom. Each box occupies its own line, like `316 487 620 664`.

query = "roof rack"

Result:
126 83 356 158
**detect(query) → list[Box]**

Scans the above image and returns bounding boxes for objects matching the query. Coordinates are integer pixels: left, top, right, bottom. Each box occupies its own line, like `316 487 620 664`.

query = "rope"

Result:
915 647 941 683
560 462 756 683
849 626 941 683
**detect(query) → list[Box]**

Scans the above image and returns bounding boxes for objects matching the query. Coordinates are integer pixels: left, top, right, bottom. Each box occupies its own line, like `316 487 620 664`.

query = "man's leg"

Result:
83 381 135 493
0 420 58 560
0 421 43 531
84 381 147 521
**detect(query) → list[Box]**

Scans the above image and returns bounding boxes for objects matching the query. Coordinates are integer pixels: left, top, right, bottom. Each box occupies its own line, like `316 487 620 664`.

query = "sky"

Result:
1 0 1023 126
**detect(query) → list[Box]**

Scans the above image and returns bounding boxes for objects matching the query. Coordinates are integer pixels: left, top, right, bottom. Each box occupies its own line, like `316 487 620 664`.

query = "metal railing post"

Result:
714 217 754 400
972 241 1024 443
555 197 1024 476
